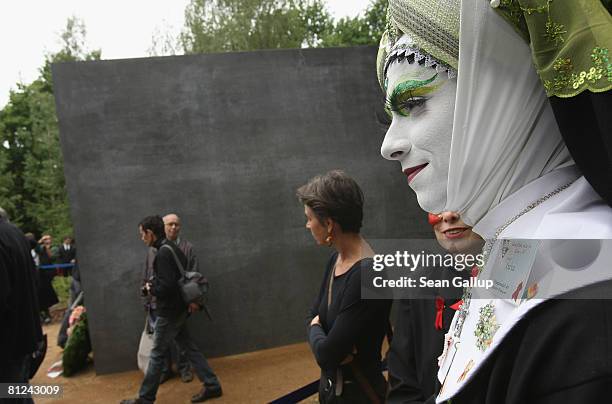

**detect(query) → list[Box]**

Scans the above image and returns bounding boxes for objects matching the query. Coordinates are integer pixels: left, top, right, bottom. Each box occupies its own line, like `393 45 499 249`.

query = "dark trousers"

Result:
148 310 190 375
167 341 190 375
139 312 220 402
0 354 34 404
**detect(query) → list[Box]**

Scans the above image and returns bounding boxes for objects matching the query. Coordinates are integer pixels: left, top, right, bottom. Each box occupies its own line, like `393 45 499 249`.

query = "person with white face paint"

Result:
380 43 457 214
377 1 612 403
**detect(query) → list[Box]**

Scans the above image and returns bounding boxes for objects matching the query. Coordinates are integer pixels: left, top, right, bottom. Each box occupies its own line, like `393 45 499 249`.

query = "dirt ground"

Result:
31 319 320 404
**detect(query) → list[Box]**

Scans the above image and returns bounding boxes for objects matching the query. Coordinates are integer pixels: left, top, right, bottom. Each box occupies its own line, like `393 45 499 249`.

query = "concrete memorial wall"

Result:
52 46 431 374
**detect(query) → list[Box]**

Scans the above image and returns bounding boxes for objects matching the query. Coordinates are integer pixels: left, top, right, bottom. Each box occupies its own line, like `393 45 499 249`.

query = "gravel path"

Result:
31 320 319 403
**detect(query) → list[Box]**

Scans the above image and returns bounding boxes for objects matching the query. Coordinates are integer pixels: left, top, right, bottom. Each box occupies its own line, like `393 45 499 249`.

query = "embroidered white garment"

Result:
443 0 573 226
437 168 612 402
434 0 612 400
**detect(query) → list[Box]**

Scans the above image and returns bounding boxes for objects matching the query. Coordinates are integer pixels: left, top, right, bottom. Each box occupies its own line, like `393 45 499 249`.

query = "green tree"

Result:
319 0 388 47
0 142 16 215
0 82 38 228
21 79 72 238
179 0 332 53
150 0 387 56
0 17 99 238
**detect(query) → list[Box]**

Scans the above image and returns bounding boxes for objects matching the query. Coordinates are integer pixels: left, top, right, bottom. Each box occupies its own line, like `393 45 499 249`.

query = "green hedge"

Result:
62 312 92 376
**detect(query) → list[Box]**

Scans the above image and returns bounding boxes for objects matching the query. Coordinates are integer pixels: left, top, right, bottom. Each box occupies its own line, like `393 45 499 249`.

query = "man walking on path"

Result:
122 215 222 404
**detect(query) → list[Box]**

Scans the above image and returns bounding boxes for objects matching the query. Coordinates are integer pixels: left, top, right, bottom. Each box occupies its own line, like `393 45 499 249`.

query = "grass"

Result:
52 275 72 305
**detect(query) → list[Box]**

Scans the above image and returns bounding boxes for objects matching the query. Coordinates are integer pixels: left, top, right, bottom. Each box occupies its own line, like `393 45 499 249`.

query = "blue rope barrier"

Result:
39 263 75 270
268 380 319 404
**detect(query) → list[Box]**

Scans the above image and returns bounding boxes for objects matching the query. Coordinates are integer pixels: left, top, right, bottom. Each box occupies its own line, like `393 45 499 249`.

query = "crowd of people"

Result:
0 206 85 402
23 234 78 324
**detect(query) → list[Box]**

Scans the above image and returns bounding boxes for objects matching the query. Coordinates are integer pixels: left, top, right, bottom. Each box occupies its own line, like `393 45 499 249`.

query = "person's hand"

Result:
141 282 152 297
188 302 201 313
340 346 357 365
310 315 320 327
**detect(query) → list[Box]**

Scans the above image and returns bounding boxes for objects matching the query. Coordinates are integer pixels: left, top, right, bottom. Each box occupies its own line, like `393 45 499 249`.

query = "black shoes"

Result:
191 386 223 402
41 313 52 324
119 398 152 404
181 370 194 383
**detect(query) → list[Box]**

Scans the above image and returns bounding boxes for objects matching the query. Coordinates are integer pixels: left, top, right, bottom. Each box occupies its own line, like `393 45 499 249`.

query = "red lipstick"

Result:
404 163 428 183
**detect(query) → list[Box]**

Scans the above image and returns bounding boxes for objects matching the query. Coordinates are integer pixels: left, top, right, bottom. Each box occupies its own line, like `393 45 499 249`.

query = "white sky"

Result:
0 0 371 108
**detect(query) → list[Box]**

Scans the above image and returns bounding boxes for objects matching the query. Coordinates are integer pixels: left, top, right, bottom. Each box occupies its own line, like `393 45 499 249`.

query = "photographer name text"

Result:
372 276 493 289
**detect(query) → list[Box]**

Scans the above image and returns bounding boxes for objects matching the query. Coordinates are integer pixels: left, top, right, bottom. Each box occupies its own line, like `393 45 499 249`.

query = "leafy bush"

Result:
52 275 72 305
62 312 92 376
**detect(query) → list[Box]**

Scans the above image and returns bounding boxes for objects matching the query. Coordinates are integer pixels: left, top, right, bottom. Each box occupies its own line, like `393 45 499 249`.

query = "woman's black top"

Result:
307 252 392 400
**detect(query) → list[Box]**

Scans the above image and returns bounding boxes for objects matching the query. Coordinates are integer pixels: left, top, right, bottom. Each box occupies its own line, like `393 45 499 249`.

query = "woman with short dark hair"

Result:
297 170 391 404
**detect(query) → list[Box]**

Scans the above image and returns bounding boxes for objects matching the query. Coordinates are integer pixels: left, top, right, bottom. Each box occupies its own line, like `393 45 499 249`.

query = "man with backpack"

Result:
122 215 222 404
140 213 198 384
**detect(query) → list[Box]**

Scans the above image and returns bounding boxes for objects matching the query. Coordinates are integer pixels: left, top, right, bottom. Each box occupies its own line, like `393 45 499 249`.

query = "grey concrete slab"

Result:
52 46 431 374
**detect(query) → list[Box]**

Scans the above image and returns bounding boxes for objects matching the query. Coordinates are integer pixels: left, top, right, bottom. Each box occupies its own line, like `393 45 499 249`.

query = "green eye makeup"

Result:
385 73 440 117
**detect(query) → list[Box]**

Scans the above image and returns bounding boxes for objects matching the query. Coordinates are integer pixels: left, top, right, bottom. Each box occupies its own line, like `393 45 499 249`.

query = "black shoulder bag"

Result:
160 244 212 320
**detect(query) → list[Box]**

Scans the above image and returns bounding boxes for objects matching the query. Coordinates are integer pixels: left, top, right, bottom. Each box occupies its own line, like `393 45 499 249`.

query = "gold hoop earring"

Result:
325 233 333 246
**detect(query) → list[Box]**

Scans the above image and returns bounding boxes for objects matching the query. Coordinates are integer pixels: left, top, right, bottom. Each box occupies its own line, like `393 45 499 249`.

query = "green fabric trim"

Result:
542 46 612 98
492 0 530 42
493 0 612 98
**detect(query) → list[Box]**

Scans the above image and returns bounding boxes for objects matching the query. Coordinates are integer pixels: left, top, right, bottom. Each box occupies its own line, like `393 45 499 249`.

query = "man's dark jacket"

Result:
0 220 43 361
151 238 188 317
58 244 76 264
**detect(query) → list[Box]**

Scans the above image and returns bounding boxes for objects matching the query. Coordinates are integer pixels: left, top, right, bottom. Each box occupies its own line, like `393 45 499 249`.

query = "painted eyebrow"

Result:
385 73 438 110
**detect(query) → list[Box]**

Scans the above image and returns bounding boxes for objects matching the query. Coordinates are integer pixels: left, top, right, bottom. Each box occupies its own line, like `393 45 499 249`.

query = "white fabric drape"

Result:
444 0 573 227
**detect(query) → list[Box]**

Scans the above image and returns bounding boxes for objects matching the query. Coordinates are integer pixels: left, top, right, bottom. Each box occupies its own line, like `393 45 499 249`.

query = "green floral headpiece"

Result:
490 0 611 98
377 0 461 90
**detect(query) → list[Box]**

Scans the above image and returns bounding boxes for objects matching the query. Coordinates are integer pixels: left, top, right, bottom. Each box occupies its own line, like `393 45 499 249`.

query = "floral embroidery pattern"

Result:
592 47 612 83
457 359 475 383
474 302 499 351
544 47 612 93
520 3 547 15
543 18 566 46
492 0 611 97
518 0 566 45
